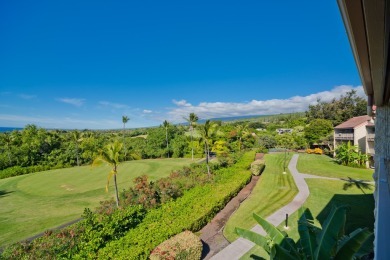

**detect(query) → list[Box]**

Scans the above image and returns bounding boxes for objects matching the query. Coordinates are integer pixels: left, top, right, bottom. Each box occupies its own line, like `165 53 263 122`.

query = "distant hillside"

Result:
201 112 305 124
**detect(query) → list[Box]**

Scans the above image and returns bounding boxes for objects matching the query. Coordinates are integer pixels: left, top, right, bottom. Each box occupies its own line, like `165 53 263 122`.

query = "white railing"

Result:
367 133 375 141
375 157 390 260
334 133 354 140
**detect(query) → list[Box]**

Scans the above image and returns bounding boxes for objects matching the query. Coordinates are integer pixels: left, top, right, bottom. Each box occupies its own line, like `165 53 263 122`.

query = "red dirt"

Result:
199 175 260 259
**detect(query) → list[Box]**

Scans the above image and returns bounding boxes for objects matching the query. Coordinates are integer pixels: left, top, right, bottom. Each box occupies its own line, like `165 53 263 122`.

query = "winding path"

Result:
210 154 357 260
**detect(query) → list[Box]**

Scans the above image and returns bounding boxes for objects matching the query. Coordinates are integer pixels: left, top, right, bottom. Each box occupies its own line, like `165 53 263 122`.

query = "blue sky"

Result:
0 1 364 129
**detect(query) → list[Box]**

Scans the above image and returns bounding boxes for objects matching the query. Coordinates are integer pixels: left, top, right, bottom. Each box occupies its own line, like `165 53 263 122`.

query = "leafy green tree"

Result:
258 134 277 149
236 206 373 259
0 133 13 166
304 119 333 146
72 130 84 166
184 113 199 160
92 141 123 207
276 133 296 149
197 120 218 176
122 116 130 159
306 90 367 126
162 120 170 158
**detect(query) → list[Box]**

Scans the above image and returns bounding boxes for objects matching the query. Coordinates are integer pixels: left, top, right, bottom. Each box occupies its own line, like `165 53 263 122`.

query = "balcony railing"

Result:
374 157 390 260
334 133 354 140
367 133 375 141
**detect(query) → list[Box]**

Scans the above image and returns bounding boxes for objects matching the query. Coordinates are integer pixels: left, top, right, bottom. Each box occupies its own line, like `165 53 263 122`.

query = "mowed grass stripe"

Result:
0 158 192 247
223 153 298 242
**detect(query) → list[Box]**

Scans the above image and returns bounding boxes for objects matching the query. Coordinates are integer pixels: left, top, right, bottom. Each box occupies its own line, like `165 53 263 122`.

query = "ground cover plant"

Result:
224 153 299 242
296 153 372 180
0 158 192 247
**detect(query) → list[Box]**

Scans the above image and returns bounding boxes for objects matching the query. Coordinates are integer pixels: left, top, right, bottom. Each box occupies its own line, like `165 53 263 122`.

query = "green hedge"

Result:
150 231 202 260
1 205 146 259
0 164 71 179
96 152 254 259
250 159 265 176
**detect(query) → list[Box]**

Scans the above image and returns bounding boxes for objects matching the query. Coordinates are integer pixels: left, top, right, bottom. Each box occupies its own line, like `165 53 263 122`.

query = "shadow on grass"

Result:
317 193 375 232
0 190 14 198
248 255 266 260
341 177 373 194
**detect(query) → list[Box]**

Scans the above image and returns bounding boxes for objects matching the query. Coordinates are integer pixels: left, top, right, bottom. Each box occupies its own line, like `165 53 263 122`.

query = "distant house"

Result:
276 128 293 134
333 115 375 164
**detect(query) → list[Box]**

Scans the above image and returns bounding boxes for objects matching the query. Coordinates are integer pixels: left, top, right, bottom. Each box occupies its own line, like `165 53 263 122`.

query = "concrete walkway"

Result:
211 154 307 259
210 154 375 259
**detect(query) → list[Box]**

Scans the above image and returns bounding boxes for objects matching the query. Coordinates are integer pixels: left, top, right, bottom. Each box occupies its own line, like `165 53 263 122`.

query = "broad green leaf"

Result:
298 207 318 260
335 228 373 260
272 244 299 260
253 213 298 256
354 232 374 258
235 227 271 253
106 170 116 192
314 205 348 259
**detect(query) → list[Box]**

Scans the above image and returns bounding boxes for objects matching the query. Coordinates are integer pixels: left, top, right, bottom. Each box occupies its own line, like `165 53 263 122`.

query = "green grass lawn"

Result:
240 155 375 260
0 158 192 247
297 154 373 180
223 153 299 242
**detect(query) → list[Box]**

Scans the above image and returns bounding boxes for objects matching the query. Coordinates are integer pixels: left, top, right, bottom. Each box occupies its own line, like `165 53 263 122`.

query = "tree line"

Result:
0 90 367 172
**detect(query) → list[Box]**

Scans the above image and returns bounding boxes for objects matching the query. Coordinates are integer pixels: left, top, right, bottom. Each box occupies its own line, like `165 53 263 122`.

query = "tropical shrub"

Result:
236 205 373 259
96 152 254 259
150 231 202 260
0 164 70 179
306 148 323 155
335 142 368 167
250 159 265 176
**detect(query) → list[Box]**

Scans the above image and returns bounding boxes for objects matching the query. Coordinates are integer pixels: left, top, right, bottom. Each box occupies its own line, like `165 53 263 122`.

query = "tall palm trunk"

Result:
76 142 80 166
165 127 169 158
191 126 194 160
113 169 119 207
123 123 127 159
205 141 210 176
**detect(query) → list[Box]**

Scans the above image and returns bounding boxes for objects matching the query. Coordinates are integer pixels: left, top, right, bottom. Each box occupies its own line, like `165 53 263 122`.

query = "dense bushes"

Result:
150 231 202 260
96 152 253 259
1 205 146 259
306 148 323 155
0 164 71 179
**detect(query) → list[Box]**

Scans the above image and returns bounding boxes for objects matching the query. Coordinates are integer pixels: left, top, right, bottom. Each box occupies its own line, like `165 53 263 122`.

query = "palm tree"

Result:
163 120 170 158
184 113 199 160
72 130 84 166
198 120 218 176
92 141 123 207
236 123 250 151
122 116 130 159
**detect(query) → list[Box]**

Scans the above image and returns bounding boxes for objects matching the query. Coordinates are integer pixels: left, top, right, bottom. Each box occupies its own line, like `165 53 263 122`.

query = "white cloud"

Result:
99 101 129 109
168 85 366 122
143 109 153 114
19 94 37 100
58 98 85 107
0 114 118 129
173 99 192 107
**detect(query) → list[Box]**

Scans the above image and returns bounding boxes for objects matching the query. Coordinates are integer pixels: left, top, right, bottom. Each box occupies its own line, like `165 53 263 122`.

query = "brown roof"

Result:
334 115 372 129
